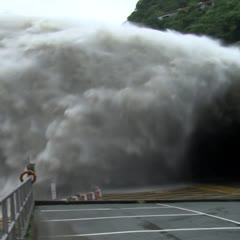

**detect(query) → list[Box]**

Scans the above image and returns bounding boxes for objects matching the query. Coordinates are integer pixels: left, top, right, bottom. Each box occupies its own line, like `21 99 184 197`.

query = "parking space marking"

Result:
41 208 112 212
158 204 240 225
40 206 170 213
41 226 240 238
120 206 170 210
41 213 201 222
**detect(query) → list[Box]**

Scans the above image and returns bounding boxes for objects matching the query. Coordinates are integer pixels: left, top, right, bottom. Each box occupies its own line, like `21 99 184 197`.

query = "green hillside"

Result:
128 0 240 43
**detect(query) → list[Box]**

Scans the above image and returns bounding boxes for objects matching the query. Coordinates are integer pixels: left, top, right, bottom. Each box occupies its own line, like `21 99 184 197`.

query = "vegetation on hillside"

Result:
128 0 240 43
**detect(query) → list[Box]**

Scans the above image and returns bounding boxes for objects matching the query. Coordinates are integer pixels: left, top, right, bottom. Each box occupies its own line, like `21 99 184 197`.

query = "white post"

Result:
51 183 57 200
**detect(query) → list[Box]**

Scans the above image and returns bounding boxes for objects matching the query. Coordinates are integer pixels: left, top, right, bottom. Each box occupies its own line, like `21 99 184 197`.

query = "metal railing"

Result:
0 177 34 240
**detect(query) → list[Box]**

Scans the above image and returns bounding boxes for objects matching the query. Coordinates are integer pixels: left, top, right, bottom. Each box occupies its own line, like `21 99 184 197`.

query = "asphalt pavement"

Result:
33 201 240 240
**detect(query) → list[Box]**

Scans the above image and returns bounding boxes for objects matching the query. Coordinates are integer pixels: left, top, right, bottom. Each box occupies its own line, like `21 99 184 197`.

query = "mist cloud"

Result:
0 16 239 198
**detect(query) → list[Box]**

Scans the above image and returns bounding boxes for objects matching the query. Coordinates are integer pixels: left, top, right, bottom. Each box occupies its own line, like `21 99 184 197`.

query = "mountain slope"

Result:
128 0 240 43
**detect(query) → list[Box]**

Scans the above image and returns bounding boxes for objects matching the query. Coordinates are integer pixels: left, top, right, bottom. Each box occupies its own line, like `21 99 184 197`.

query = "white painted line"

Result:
120 206 171 210
41 208 112 212
41 213 201 222
40 206 171 213
158 204 240 225
40 226 240 238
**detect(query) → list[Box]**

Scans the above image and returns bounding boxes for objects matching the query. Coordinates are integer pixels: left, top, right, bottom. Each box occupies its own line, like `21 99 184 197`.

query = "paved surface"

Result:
103 185 240 200
0 219 2 236
34 201 240 239
0 218 11 237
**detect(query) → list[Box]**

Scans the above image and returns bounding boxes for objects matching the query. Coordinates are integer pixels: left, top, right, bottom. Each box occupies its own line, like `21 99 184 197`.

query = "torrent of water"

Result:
0 16 239 198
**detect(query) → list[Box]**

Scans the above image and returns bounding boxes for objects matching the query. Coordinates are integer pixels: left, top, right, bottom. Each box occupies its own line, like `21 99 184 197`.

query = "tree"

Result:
128 0 240 43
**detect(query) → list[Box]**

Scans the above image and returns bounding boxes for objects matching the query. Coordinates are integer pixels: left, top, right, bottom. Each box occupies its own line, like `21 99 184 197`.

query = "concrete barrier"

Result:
87 192 95 200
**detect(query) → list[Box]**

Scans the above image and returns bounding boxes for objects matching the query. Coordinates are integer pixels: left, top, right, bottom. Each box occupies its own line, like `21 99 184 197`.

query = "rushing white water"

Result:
0 16 239 198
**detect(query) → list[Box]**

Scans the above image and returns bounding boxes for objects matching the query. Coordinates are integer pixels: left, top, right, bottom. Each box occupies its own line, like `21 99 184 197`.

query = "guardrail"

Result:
0 177 34 240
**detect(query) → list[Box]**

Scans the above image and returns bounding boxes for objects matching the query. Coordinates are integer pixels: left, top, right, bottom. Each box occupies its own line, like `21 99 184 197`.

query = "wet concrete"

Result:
33 201 240 240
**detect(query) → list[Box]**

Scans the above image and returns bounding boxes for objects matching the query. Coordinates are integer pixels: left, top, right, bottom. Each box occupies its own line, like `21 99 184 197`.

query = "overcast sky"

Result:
0 0 138 23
